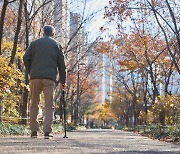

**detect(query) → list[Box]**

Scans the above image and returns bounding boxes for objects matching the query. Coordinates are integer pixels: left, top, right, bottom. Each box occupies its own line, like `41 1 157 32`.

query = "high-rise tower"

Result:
53 0 70 48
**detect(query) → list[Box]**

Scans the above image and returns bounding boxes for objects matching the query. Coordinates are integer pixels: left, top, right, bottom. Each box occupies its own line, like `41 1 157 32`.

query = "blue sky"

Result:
86 1 108 32
70 0 109 41
85 0 109 41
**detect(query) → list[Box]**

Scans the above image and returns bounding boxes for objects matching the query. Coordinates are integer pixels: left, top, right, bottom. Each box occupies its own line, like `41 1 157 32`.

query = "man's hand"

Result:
60 84 65 91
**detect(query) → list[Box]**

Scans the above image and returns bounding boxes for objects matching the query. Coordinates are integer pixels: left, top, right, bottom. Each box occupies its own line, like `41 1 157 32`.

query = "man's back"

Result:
24 36 66 82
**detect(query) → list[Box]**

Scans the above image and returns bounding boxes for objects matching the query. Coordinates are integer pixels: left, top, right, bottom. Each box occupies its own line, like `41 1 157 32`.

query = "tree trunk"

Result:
0 0 9 55
74 103 78 124
0 97 2 122
70 96 74 123
125 114 129 127
74 61 80 125
86 117 89 128
149 65 159 103
132 95 137 126
159 109 165 126
143 75 148 115
129 108 133 127
20 0 28 125
164 63 173 96
9 0 23 64
21 71 29 125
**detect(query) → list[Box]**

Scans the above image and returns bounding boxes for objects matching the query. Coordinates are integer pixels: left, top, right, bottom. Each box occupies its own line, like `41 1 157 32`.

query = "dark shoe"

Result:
31 131 37 138
44 132 53 139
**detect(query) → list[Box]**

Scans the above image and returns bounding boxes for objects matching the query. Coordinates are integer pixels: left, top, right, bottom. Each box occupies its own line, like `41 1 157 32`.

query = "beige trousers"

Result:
29 79 55 133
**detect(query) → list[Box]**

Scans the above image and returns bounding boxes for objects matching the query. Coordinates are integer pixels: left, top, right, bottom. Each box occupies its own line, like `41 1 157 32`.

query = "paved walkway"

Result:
0 129 179 154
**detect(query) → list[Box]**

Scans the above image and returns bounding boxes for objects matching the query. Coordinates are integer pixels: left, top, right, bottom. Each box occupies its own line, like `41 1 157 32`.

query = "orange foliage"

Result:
96 42 111 54
120 60 139 71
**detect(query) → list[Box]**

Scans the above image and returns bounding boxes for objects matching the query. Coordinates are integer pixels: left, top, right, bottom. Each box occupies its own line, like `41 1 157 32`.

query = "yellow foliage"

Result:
1 41 14 51
16 50 24 59
95 102 115 121
152 95 180 125
0 41 25 118
139 110 154 124
0 56 24 96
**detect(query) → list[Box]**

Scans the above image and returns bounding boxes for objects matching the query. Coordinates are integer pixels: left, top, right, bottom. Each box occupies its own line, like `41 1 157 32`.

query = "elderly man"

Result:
23 25 66 139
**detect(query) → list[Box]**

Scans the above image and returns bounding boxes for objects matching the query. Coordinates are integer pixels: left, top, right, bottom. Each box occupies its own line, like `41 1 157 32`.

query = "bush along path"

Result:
119 124 180 144
0 123 86 136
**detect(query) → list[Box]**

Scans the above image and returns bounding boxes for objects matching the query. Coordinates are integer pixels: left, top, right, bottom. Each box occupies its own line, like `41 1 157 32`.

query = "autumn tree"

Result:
104 0 179 74
95 0 180 126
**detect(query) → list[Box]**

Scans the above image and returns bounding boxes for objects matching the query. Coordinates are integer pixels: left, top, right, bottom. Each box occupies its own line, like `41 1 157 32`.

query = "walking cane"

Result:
62 89 68 138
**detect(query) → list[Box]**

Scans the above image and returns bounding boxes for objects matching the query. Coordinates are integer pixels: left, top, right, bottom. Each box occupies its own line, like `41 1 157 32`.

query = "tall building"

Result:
93 52 113 104
53 0 70 48
102 54 113 103
69 12 88 65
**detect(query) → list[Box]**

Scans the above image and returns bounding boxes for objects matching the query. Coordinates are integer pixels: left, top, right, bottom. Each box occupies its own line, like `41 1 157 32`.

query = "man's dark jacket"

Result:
23 36 66 84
